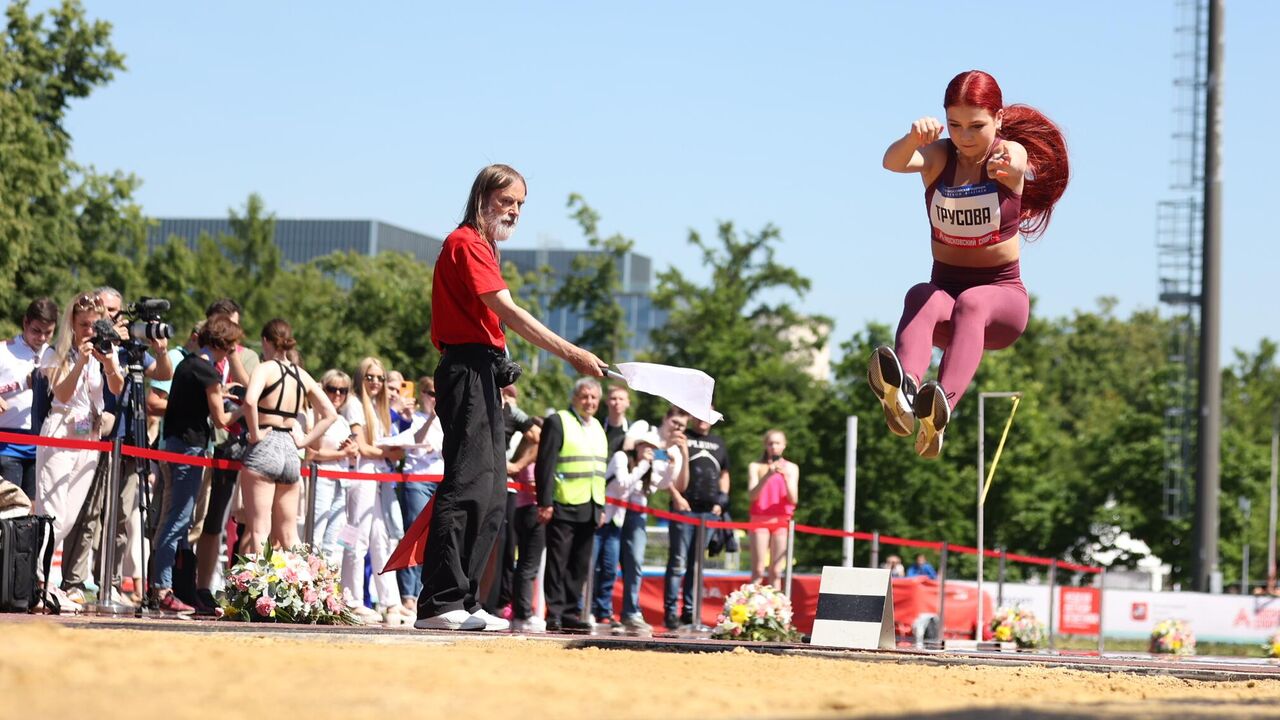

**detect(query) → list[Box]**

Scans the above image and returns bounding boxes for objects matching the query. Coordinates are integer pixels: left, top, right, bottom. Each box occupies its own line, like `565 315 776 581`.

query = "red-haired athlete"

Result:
870 70 1069 458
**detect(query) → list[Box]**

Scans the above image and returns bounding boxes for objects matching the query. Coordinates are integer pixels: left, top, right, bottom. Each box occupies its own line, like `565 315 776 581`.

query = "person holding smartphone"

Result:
746 429 799 589
305 370 359 563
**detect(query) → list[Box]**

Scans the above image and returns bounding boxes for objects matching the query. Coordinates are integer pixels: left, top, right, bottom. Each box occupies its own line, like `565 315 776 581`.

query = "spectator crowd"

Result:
0 290 803 631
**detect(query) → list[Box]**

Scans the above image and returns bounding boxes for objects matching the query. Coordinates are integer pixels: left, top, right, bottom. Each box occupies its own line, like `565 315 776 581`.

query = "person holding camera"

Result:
60 287 174 607
663 410 727 629
747 429 799 589
152 314 244 614
416 164 604 632
33 292 124 599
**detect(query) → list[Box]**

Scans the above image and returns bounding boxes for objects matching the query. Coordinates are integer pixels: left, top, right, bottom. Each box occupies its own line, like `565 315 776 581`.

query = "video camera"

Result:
89 297 175 361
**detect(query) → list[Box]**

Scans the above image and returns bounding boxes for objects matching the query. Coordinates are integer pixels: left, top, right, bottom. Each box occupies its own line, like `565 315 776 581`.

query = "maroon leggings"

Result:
894 260 1029 410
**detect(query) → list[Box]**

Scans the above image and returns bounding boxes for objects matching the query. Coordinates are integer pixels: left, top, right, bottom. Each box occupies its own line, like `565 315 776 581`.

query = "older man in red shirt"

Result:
416 164 604 631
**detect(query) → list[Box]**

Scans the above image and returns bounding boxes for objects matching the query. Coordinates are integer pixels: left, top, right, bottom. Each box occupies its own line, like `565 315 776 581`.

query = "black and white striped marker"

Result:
809 567 895 650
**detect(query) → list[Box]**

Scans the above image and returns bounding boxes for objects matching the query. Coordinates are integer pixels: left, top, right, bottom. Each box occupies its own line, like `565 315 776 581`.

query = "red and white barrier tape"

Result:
0 429 1100 572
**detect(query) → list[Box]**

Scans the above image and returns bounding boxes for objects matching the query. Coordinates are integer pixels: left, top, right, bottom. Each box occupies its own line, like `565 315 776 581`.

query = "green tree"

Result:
646 222 831 532
548 194 632 363
505 260 571 415
1 0 142 334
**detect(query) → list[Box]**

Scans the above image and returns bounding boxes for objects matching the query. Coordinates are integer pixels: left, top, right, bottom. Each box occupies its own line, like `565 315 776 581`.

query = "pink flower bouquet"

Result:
222 545 355 625
711 583 800 643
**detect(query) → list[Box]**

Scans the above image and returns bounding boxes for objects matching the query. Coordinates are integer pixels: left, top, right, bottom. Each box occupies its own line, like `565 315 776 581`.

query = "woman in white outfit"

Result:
341 356 409 624
35 292 123 610
305 369 358 563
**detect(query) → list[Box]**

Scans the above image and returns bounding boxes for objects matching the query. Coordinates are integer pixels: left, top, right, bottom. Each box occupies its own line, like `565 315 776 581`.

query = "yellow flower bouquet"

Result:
711 583 800 643
1149 619 1195 655
989 605 1046 649
1264 630 1280 659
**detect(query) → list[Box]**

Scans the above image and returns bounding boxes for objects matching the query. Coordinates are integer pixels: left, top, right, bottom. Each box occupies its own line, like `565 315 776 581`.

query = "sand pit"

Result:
2 621 1279 719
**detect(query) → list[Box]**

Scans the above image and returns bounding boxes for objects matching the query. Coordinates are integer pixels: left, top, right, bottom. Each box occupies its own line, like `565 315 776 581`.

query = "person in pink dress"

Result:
746 429 798 589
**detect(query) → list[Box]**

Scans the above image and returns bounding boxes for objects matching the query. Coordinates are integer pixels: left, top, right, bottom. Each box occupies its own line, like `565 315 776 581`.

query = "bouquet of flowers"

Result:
711 583 800 643
1265 630 1280 659
222 545 355 625
1149 619 1196 655
988 605 1046 649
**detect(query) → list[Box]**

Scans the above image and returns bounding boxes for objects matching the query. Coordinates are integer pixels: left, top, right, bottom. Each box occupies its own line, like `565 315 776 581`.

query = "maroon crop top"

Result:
924 140 1022 248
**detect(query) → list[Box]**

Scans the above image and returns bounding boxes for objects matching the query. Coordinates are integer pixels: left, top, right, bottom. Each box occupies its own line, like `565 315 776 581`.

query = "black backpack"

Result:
0 515 57 613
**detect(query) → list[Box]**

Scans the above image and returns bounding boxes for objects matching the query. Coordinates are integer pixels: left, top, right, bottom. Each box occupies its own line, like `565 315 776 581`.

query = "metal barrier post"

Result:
997 547 1007 607
304 462 319 547
692 517 708 629
1097 567 1106 655
1048 560 1058 650
937 543 949 639
870 530 880 569
583 535 598 625
784 519 796 598
91 439 126 613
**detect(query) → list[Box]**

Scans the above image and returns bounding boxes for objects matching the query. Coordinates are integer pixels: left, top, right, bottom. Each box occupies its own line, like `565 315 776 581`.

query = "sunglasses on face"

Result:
421 390 436 398
324 386 350 395
364 374 385 383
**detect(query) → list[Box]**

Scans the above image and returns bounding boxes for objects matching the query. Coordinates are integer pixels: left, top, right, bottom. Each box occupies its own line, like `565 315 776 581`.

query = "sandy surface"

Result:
2 622 1280 719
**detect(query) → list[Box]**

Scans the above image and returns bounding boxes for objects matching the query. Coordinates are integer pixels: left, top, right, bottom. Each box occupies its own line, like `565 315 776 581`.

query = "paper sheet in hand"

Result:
376 416 433 449
614 362 723 425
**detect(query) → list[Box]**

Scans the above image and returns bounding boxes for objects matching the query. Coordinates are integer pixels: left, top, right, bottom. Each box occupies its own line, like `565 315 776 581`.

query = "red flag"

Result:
381 495 434 573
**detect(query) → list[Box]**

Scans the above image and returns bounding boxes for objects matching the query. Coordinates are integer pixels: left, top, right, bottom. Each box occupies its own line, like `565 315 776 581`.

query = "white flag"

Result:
613 362 723 425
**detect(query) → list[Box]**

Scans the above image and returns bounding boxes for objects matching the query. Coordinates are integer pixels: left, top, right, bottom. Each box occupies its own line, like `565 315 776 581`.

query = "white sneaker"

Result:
868 346 917 437
379 604 414 626
470 607 510 632
47 585 83 614
622 614 652 634
414 609 485 631
511 616 547 634
350 604 383 625
913 381 951 459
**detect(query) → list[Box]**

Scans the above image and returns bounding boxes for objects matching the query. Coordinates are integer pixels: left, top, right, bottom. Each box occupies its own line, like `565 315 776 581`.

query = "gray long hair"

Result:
459 164 525 240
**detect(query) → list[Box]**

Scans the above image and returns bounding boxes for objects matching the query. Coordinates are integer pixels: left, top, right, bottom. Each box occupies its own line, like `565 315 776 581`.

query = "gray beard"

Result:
484 210 516 242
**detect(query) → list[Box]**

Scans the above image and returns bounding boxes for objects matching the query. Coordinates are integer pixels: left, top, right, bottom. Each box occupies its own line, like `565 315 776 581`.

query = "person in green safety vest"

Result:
535 377 608 632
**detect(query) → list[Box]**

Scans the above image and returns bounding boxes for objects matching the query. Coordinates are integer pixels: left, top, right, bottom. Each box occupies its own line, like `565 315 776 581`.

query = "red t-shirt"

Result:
431 225 507 351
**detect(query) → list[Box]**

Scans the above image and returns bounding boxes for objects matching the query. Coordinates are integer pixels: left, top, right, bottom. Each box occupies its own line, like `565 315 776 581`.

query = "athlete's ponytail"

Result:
944 70 1070 239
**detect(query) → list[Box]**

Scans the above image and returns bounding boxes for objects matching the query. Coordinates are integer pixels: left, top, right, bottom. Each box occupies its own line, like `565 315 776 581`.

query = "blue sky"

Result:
61 1 1278 363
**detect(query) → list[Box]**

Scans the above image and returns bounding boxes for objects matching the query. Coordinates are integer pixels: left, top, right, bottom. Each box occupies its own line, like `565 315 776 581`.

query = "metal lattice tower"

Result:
1156 0 1208 520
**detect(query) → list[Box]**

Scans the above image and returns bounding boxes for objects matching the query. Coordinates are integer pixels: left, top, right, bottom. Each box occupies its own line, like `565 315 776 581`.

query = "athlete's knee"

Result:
903 282 941 309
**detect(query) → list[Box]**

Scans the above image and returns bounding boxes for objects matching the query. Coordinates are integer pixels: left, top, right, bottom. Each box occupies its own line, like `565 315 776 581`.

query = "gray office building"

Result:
148 218 664 356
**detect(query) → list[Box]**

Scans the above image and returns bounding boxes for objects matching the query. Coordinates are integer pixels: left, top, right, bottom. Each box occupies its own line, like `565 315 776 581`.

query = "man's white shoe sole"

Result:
414 614 486 631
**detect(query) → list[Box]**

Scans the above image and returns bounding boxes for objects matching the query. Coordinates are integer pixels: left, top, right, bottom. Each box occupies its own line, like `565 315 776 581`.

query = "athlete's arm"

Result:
883 117 945 174
987 139 1028 192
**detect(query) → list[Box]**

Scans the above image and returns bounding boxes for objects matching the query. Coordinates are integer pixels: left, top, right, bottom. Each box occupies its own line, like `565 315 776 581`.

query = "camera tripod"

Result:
85 349 156 616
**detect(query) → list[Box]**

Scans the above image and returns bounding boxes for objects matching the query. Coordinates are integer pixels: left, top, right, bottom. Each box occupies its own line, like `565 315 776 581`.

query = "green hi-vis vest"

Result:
553 409 608 506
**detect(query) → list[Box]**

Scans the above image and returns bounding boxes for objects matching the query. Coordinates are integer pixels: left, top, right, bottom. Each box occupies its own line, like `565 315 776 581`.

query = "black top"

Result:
259 360 303 419
683 430 730 513
535 411 602 523
603 419 627 457
162 352 221 447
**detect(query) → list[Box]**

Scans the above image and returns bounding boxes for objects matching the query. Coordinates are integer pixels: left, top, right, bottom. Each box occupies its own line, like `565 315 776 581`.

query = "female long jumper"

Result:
869 70 1069 458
